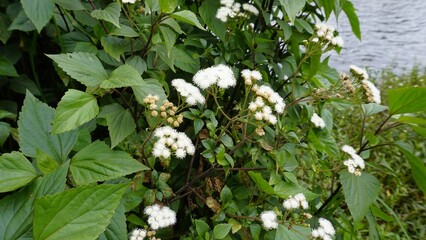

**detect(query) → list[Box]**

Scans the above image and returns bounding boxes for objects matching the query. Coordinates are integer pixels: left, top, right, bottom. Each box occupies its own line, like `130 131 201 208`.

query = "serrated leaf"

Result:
199 0 226 40
275 224 310 240
110 24 139 37
33 183 128 240
398 148 426 195
248 171 275 195
21 0 55 32
36 149 60 175
91 2 121 28
53 89 99 134
279 0 307 23
70 141 148 185
47 53 108 87
340 171 381 223
388 87 426 114
0 56 18 77
18 91 78 162
0 122 10 147
0 152 37 193
213 223 232 239
132 78 167 104
99 103 136 148
160 25 176 55
101 64 143 89
172 46 200 74
98 202 127 240
125 56 147 75
101 36 128 61
171 10 205 30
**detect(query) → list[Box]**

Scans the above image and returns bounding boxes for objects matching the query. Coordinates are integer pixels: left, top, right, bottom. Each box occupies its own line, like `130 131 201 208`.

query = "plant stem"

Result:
315 183 341 216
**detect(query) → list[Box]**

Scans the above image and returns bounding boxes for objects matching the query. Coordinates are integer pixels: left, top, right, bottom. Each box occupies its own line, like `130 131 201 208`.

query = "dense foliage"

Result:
0 0 425 239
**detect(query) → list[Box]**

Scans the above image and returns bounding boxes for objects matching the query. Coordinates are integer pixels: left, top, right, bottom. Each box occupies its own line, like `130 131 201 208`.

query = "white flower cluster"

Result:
260 210 278 230
129 228 147 240
122 0 137 4
241 69 262 85
349 65 369 80
311 218 335 240
361 80 381 104
310 113 326 129
282 193 309 210
216 0 259 22
153 126 195 159
314 23 344 48
248 85 285 126
193 64 236 90
342 145 365 176
171 79 205 106
144 204 177 230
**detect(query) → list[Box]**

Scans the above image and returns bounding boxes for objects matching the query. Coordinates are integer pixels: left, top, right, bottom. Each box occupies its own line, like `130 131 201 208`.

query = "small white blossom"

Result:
349 65 369 80
193 64 236 90
311 218 335 240
260 211 278 230
172 79 205 106
310 113 326 129
331 36 344 47
144 204 177 230
130 228 146 240
241 69 262 85
341 145 365 176
361 79 381 104
242 3 259 15
283 193 309 210
220 0 234 8
216 7 233 22
122 0 137 3
153 126 195 159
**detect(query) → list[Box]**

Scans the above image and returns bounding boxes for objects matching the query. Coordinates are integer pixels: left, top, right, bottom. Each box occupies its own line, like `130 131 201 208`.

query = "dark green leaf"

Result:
125 56 147 75
199 0 226 40
0 151 37 193
99 103 136 148
340 171 381 223
21 0 54 32
53 89 99 134
0 122 10 147
110 24 139 37
91 2 121 27
70 141 148 185
160 25 177 55
101 64 143 89
101 36 128 61
98 202 127 240
248 171 275 195
54 0 85 10
33 183 128 240
132 78 167 104
171 10 205 30
397 116 426 125
279 0 307 23
398 148 426 195
8 9 36 32
0 56 18 77
220 185 233 204
172 46 200 74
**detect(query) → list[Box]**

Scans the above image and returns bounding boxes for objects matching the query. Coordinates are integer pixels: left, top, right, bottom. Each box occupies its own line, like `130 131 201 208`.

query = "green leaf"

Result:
160 25 177 55
213 223 232 239
101 64 143 89
220 185 233 204
319 0 335 19
36 149 60 175
132 78 167 104
340 171 381 223
18 91 78 162
342 0 361 40
172 46 200 74
125 56 147 75
33 183 128 240
0 122 10 147
54 0 85 10
8 9 36 32
159 0 178 13
195 219 209 237
273 181 319 200
0 13 12 44
0 161 68 239
110 24 139 37
70 141 148 185
170 10 205 30
397 116 426 125
388 87 426 114
248 171 275 195
279 0 307 23
0 152 37 193
362 103 388 116
307 129 339 156
99 103 136 148
398 148 426 195
47 53 108 87
98 202 127 240
0 56 18 77
53 89 99 134
21 0 55 32
101 36 128 61
275 224 310 240
199 0 226 40
194 118 204 135
91 2 121 28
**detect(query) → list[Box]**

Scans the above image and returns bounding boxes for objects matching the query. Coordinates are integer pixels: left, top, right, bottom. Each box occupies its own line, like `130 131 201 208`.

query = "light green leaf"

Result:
362 103 388 116
98 202 127 240
152 44 175 71
18 91 78 162
248 171 275 195
342 0 361 40
101 36 128 61
172 46 200 74
397 116 426 125
273 181 319 200
110 24 139 37
160 25 177 55
101 64 143 89
54 0 85 10
319 0 335 19
0 56 18 77
21 0 55 32
398 148 426 195
99 103 136 148
195 219 209 237
0 162 68 239
220 185 233 204
388 87 426 114
161 18 184 34
36 149 60 175
53 89 99 134
213 223 232 239
33 183 128 240
132 78 167 104
0 122 10 147
70 141 148 185
307 129 339 156
170 10 205 30
47 52 108 87
0 152 37 193
275 224 310 240
279 0 307 23
340 171 381 223
125 56 147 75
91 2 121 28
159 0 178 13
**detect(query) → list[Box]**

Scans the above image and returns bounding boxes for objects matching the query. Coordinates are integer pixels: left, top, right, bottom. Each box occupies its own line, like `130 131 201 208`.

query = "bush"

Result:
0 0 425 239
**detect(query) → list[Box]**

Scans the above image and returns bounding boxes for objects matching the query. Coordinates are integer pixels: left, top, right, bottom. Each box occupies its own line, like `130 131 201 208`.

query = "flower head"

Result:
311 218 335 240
241 69 262 85
361 79 381 104
341 145 365 176
349 65 369 80
144 204 177 230
172 79 205 106
153 126 195 159
283 193 309 210
130 228 147 240
310 113 326 129
193 65 236 90
122 0 137 3
260 210 278 230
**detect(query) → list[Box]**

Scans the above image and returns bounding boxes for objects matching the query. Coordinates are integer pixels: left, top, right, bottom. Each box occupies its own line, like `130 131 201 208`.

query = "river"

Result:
327 0 426 72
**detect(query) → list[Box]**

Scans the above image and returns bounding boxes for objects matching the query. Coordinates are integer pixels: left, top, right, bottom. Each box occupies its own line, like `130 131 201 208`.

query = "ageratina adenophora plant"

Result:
0 0 425 239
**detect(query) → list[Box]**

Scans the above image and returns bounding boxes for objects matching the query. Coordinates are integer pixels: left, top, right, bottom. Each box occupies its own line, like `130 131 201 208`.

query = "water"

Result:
328 0 426 72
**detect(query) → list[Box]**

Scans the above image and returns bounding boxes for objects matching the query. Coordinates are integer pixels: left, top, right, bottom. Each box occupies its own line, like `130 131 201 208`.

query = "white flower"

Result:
216 7 233 22
153 126 195 159
341 144 365 176
283 193 309 210
260 211 278 230
241 69 262 85
242 3 259 15
130 228 146 240
341 145 357 155
122 0 137 4
361 80 381 104
220 0 234 8
193 65 236 89
331 36 344 47
172 79 205 106
311 113 326 129
349 65 369 80
144 204 177 230
311 218 335 239
312 37 319 43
